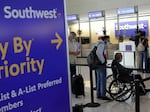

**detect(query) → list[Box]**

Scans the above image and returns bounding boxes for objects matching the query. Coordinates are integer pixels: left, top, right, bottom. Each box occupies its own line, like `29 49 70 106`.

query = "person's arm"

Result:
130 36 139 47
69 42 80 56
129 36 136 41
117 63 133 74
96 43 105 64
69 51 80 56
144 39 148 48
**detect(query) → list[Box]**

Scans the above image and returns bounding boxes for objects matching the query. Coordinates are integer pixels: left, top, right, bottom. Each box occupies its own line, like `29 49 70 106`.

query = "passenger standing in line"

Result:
132 30 142 69
137 31 149 73
130 30 149 72
96 35 111 100
68 32 81 84
94 36 103 90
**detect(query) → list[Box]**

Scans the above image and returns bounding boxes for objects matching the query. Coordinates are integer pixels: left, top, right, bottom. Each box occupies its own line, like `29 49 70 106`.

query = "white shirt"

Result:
68 40 80 64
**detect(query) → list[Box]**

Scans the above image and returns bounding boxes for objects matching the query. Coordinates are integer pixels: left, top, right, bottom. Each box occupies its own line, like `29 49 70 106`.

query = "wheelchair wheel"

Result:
108 80 133 102
106 74 114 92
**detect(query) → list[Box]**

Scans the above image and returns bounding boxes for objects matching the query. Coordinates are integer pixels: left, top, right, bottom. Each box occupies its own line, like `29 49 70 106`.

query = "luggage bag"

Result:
72 57 85 98
72 74 85 98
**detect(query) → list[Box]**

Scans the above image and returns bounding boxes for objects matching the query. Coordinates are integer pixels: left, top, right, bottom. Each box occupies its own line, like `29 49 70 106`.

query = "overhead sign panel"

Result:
88 11 104 19
115 20 149 37
67 14 78 21
0 1 70 112
117 7 137 15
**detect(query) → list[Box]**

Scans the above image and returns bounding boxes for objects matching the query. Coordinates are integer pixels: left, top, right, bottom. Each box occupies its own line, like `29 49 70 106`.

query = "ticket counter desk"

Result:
114 41 136 68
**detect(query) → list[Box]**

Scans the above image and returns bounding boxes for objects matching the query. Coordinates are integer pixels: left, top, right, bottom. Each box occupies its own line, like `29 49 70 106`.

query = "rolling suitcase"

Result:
72 104 84 112
72 74 85 98
72 58 85 98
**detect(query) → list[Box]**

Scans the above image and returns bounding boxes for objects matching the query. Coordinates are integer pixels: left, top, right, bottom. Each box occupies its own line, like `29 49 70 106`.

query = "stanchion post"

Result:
90 67 94 103
135 77 140 112
86 66 100 107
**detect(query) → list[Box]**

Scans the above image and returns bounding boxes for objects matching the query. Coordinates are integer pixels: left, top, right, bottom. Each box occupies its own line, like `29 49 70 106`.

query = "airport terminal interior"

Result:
1 1 150 112
66 0 150 112
71 59 150 112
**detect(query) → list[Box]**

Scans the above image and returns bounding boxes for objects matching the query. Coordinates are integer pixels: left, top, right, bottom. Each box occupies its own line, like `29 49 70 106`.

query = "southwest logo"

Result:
3 6 59 19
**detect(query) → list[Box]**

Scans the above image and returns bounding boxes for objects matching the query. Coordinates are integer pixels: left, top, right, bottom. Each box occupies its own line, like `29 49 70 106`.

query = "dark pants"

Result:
70 64 76 83
139 51 148 72
70 64 76 76
70 64 76 92
96 64 107 97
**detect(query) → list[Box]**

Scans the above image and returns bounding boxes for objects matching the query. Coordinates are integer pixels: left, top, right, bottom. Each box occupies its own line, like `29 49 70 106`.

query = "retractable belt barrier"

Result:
135 76 150 112
76 56 100 107
76 57 150 111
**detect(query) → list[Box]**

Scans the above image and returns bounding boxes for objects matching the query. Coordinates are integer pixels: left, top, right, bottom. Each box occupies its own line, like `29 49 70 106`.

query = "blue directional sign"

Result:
0 1 71 112
67 14 78 21
117 7 137 15
88 11 104 19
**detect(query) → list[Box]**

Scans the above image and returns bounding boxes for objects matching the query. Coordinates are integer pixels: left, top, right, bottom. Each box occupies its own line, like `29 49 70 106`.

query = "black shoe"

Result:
145 89 150 92
97 96 102 99
97 96 112 100
140 92 146 96
101 96 112 100
93 87 96 90
146 71 150 73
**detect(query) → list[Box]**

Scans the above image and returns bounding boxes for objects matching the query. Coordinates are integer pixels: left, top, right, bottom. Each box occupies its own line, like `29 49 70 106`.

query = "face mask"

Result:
105 42 110 46
119 59 122 63
72 38 76 42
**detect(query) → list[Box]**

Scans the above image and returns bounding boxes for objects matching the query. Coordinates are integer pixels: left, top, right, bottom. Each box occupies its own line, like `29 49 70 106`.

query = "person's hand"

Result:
75 51 80 56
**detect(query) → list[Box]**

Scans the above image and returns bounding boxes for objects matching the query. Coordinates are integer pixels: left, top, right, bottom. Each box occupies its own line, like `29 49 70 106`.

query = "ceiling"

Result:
66 0 150 19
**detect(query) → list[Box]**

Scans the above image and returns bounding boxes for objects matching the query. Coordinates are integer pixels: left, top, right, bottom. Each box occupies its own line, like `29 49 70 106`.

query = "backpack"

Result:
87 43 102 70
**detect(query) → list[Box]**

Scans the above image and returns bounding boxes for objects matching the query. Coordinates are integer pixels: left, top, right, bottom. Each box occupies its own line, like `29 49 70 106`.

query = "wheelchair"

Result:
107 76 135 102
106 65 136 102
106 74 114 92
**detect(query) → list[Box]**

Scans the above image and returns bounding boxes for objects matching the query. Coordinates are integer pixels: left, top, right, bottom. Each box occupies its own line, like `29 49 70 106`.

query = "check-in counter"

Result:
115 41 136 68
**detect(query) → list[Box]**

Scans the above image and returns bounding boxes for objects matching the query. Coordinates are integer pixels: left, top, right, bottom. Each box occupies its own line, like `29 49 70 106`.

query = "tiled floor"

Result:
71 62 150 112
